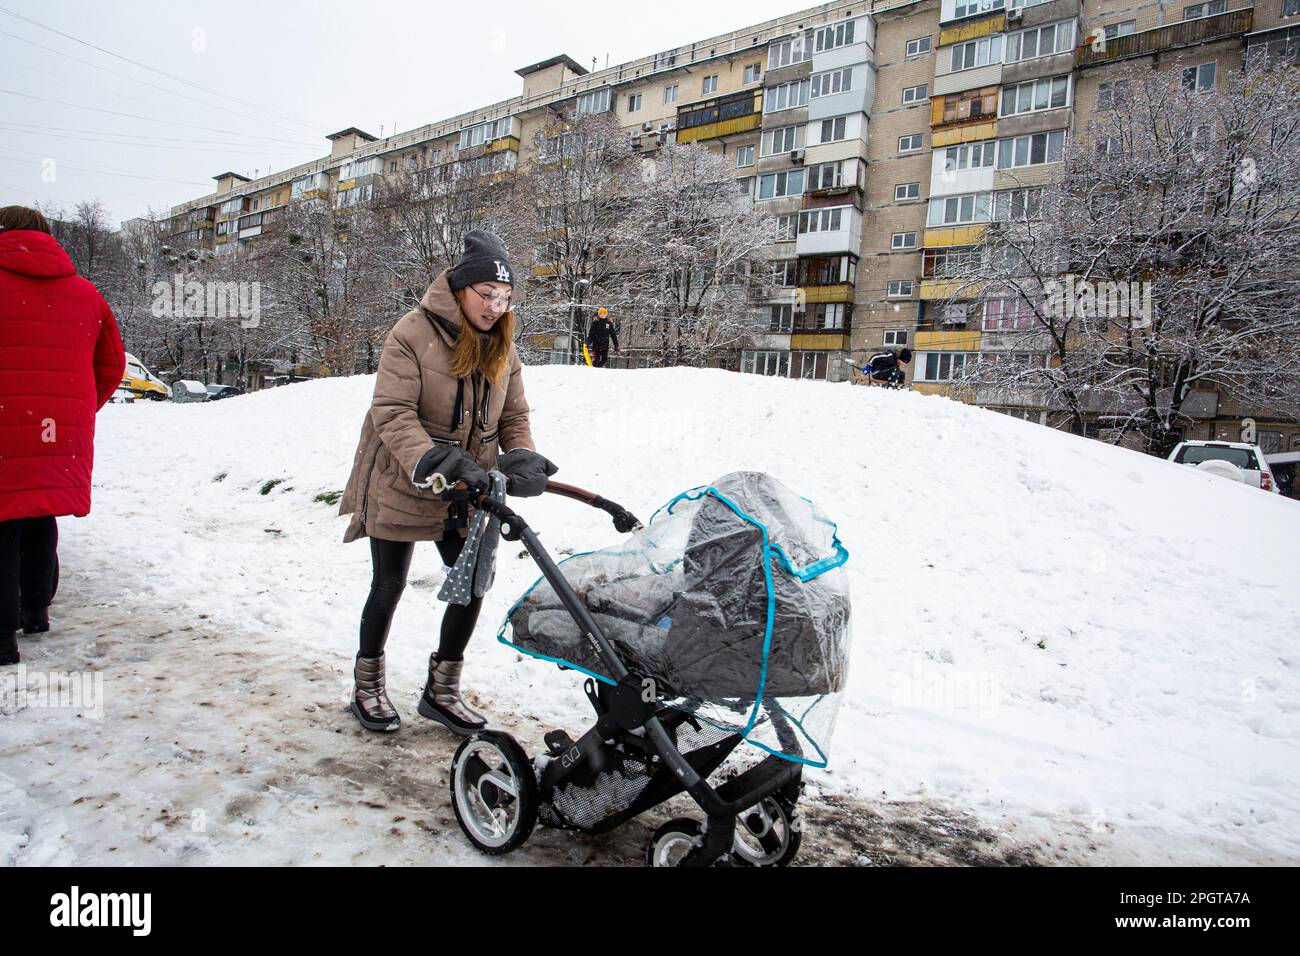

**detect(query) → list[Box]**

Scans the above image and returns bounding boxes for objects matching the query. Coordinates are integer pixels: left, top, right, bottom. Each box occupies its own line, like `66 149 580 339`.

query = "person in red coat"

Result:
0 206 125 665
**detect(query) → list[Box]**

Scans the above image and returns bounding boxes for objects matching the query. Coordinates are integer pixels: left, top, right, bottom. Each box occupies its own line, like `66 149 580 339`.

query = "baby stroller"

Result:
447 471 852 867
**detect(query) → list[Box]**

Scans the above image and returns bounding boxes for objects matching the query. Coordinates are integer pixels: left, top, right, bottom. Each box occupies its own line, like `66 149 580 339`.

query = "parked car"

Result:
204 384 243 401
120 353 169 400
1265 452 1299 500
170 379 210 403
1168 440 1282 494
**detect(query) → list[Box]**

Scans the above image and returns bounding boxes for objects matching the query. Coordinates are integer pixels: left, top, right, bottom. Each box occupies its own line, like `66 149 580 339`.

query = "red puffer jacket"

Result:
0 229 125 522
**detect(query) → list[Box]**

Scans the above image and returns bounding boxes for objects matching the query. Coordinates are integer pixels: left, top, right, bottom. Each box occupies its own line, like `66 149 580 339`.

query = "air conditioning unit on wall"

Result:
790 148 805 163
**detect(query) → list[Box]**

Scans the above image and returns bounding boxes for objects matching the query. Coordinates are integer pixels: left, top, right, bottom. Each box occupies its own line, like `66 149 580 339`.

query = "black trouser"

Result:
871 367 905 388
358 535 482 661
0 516 59 633
591 343 609 368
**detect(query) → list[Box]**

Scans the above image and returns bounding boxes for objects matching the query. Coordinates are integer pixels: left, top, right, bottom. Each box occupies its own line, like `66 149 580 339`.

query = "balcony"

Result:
1076 9 1253 68
675 89 762 144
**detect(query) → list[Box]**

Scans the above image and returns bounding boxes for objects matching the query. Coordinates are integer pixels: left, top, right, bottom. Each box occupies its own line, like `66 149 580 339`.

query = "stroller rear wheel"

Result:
450 731 538 855
731 796 801 867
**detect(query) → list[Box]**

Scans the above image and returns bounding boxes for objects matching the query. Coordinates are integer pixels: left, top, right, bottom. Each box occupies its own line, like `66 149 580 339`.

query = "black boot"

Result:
0 631 18 666
20 606 49 635
417 654 487 735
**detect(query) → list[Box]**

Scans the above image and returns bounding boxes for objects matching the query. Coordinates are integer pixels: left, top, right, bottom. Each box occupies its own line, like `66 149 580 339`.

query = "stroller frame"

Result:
448 482 805 867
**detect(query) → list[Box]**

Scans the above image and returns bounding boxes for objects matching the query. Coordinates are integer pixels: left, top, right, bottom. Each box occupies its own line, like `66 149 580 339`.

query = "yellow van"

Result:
121 353 170 400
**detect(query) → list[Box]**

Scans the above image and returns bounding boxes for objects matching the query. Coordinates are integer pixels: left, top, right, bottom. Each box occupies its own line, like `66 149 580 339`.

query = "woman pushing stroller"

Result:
339 230 557 735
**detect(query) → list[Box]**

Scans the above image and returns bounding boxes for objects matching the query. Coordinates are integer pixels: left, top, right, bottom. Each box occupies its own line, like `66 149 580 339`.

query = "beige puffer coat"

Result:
339 269 534 543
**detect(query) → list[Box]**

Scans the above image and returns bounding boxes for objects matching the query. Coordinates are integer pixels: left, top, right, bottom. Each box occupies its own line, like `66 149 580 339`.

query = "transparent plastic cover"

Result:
498 471 851 765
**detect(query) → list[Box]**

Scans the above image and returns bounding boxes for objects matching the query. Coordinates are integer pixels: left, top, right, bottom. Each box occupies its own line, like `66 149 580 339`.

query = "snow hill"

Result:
5 366 1299 865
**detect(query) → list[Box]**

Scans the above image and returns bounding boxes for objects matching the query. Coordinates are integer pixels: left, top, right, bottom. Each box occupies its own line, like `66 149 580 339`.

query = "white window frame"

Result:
944 140 996 172
903 84 929 104
764 80 810 113
999 75 1072 116
950 35 1003 72
895 181 921 200
906 36 933 56
576 87 611 115
762 125 801 155
768 31 813 69
799 206 848 234
884 329 909 346
917 351 971 383
664 84 678 104
996 129 1066 169
736 144 756 167
811 67 853 98
702 74 719 95
814 20 856 52
628 93 642 112
1005 20 1076 63
887 280 915 297
899 133 925 152
1182 61 1217 92
891 231 918 249
818 116 848 143
757 169 805 200
927 192 993 227
775 213 798 241
744 63 762 83
1184 0 1226 19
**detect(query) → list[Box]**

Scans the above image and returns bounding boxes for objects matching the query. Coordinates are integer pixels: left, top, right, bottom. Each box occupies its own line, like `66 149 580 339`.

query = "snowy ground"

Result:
3 366 1298 866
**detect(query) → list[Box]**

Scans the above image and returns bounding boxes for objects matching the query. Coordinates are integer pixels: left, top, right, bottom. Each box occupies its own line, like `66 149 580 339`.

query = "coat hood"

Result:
0 229 76 278
419 269 467 343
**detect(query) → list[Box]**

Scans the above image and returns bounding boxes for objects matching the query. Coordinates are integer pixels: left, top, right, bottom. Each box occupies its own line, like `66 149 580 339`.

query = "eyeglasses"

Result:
470 285 512 310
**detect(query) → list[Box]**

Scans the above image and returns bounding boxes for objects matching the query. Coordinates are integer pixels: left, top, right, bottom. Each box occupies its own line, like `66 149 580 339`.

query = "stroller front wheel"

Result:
450 731 538 855
731 796 801 867
647 818 708 867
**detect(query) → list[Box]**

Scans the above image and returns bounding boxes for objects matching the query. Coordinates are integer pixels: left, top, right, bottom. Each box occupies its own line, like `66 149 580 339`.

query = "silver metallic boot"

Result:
417 654 487 735
351 653 401 732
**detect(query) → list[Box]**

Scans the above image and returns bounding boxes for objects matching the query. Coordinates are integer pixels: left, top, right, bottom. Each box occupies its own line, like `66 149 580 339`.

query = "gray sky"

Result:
0 0 802 226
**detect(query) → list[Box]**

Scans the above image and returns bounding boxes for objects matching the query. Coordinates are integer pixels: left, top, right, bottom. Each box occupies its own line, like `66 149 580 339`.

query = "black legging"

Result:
0 515 59 633
358 535 482 660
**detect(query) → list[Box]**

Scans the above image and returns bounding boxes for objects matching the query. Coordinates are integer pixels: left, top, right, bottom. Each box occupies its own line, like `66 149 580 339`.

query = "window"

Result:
903 84 929 104
768 31 813 69
576 88 611 114
997 130 1066 168
906 36 932 56
744 63 762 83
983 297 1037 330
955 0 1006 16
884 329 909 346
764 80 810 113
406 154 418 172
887 280 914 297
762 125 801 155
757 169 805 199
950 35 1003 72
800 254 857 285
811 302 848 330
1000 75 1071 115
1183 62 1217 92
791 351 829 380
892 231 918 249
770 304 793 332
815 20 856 52
1257 430 1284 454
811 67 853 98
341 156 382 179
895 181 921 200
799 206 847 233
808 160 848 190
1097 135 1122 157
1097 80 1131 110
923 245 983 278
770 259 798 286
736 144 755 167
388 160 398 174
943 141 996 172
819 116 848 143
628 93 642 112
928 192 992 226
337 182 374 209
702 74 719 95
1286 0 1300 16
938 86 999 125
1005 21 1075 62
917 352 970 382
664 84 678 103
737 175 756 198
1104 20 1137 39
992 186 1043 220
1184 0 1226 18
899 133 925 152
742 350 791 377
775 213 798 240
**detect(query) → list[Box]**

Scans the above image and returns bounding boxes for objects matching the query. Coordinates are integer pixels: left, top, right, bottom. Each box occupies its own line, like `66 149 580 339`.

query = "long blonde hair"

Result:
451 289 514 386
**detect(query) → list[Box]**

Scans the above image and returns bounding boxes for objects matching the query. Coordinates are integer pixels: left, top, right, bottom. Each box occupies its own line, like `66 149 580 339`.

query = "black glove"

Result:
411 446 489 499
497 448 558 498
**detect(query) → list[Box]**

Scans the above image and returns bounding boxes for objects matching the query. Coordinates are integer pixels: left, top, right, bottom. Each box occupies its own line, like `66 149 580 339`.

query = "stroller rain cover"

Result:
498 471 852 766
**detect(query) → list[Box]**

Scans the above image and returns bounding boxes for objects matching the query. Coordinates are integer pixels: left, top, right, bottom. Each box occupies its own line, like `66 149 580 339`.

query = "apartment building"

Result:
156 0 1298 450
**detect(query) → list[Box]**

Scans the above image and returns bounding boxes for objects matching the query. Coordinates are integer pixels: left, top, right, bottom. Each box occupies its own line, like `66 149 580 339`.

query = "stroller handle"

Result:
435 475 644 533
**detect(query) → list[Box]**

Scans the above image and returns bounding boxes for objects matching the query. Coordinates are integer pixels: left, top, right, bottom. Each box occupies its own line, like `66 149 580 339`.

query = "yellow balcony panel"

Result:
799 284 854 304
792 333 846 351
938 14 1006 47
215 235 229 245
530 263 559 277
675 111 762 145
924 225 987 247
915 330 981 351
336 179 356 192
526 332 555 349
911 381 977 402
488 136 521 154
931 121 998 148
919 277 986 300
